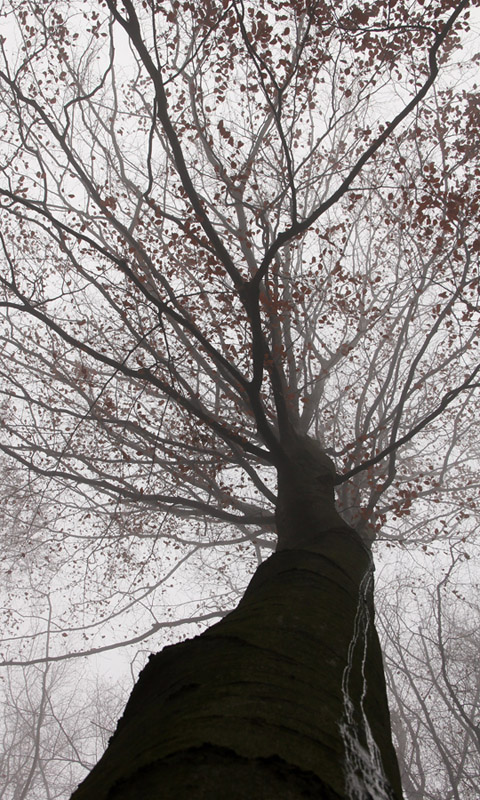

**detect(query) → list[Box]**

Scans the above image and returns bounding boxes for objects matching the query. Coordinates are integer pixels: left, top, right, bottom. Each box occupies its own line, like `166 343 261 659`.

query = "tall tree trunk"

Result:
71 441 403 800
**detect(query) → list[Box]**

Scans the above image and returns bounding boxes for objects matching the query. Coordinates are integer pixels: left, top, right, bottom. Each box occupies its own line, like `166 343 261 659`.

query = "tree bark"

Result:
71 445 403 799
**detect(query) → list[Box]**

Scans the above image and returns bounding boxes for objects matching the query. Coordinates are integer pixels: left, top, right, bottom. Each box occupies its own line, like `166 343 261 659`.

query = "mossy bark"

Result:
71 443 403 799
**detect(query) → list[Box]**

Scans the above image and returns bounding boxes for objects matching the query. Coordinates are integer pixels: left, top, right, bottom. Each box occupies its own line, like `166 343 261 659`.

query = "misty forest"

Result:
1 1 480 798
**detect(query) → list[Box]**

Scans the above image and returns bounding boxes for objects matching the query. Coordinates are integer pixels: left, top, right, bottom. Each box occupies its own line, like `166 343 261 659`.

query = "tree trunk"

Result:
71 444 403 800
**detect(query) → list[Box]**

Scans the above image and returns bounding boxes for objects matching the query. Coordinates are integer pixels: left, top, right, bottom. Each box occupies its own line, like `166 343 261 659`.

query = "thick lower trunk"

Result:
71 447 403 799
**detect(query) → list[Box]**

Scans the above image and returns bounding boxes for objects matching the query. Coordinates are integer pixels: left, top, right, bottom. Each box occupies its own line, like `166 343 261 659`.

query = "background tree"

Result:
0 0 479 797
380 550 480 800
0 657 124 800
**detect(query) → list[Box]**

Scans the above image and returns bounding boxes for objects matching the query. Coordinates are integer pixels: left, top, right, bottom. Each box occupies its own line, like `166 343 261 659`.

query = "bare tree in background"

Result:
0 657 125 800
380 552 480 800
0 0 479 797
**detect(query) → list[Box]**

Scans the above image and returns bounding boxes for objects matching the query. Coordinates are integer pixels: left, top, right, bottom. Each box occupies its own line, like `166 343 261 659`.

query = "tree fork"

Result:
71 443 402 799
